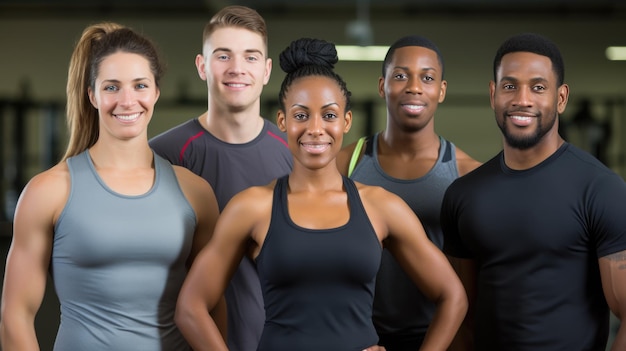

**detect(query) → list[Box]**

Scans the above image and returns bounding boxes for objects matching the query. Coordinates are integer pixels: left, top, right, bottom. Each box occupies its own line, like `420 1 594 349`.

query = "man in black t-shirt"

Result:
442 33 626 350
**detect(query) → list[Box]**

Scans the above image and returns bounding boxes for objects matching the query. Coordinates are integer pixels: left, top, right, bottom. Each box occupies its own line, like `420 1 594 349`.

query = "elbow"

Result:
437 281 469 320
174 297 195 335
451 279 469 315
455 287 469 318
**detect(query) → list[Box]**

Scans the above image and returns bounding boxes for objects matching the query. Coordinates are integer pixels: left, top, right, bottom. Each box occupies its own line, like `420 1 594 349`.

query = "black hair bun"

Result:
279 38 338 74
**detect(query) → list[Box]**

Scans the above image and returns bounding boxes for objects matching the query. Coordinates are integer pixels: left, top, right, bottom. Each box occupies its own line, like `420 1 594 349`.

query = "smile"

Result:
114 112 141 121
300 142 330 154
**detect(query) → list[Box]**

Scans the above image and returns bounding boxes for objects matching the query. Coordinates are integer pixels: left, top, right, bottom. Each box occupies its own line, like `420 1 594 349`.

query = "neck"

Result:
200 107 265 143
288 164 344 193
381 126 440 156
503 133 565 170
89 140 153 170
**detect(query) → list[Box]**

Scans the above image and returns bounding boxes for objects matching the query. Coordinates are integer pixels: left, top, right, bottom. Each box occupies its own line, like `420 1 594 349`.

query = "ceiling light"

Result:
606 46 626 61
336 45 389 62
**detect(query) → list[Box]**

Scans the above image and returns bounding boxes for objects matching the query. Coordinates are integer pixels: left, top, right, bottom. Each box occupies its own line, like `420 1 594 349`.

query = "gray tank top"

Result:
51 150 195 351
349 133 459 338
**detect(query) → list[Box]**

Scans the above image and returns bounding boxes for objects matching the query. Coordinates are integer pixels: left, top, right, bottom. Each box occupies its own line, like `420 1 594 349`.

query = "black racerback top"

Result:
255 175 382 351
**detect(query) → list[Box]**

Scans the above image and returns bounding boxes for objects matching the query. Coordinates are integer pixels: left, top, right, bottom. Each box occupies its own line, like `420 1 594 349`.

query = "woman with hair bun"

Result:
175 38 467 351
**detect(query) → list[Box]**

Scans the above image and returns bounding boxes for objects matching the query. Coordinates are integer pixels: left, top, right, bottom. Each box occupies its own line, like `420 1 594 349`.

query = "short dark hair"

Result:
382 35 445 79
493 33 565 86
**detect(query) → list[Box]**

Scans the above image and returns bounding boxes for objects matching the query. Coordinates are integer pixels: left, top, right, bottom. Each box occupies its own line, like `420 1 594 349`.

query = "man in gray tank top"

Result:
337 35 481 351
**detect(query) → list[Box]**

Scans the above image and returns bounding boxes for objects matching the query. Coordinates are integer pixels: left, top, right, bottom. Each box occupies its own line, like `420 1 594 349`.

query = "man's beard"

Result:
498 112 556 150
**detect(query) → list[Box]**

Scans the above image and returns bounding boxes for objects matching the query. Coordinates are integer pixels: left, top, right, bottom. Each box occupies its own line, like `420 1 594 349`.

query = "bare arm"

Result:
363 186 468 351
173 166 227 339
447 256 477 351
175 187 271 350
600 250 626 351
0 167 67 351
173 167 220 269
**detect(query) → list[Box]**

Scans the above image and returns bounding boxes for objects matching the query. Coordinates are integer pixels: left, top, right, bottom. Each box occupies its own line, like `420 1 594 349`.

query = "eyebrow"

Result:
392 65 437 72
100 77 151 85
499 76 549 83
291 102 340 109
212 47 264 55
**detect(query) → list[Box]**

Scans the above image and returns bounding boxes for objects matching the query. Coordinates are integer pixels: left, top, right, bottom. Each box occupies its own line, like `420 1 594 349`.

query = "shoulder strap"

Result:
348 136 368 177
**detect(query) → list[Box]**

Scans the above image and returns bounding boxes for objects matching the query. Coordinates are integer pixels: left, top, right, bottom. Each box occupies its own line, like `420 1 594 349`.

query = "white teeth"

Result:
115 113 140 121
227 83 246 88
302 143 329 149
404 105 424 110
511 116 532 121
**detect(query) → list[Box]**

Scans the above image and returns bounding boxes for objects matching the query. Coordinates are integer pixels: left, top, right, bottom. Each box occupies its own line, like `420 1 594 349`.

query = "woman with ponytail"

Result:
0 22 220 350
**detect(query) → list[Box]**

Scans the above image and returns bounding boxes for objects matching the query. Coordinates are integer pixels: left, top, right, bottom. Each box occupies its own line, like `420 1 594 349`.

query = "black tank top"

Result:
255 175 382 351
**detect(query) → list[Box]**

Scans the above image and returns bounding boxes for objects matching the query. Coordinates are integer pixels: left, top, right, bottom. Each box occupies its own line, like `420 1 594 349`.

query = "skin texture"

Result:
175 75 467 351
0 52 221 350
337 46 481 180
195 26 272 143
449 51 626 351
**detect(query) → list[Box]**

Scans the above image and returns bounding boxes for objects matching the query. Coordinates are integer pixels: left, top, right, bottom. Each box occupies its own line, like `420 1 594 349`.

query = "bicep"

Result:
599 250 626 319
2 180 58 321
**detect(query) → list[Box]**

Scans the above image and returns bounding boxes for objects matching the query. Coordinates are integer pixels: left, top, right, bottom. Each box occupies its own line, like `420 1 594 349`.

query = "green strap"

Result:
348 136 367 177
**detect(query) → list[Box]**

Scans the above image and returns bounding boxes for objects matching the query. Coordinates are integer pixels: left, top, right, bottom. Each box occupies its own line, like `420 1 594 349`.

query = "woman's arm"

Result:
362 186 468 351
173 166 227 338
0 167 68 351
446 256 477 351
175 186 271 351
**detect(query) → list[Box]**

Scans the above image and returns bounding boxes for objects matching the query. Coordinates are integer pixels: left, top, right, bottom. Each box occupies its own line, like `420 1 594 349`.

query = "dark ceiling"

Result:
1 0 625 19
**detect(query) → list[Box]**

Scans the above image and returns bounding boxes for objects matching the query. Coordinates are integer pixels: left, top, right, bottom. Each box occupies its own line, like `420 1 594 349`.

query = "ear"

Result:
557 83 569 114
438 79 448 103
489 80 496 110
88 86 98 109
195 54 207 81
263 58 272 86
155 87 161 103
277 110 286 132
343 110 353 134
377 76 385 99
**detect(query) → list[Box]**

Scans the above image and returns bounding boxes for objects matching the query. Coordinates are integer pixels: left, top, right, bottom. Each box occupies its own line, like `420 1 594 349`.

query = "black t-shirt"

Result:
442 143 626 350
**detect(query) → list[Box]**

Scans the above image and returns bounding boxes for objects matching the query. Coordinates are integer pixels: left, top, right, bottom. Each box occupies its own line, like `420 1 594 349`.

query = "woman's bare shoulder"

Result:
15 162 70 222
24 162 70 194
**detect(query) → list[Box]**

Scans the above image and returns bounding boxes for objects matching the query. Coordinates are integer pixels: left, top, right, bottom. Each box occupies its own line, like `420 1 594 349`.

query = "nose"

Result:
119 88 136 107
405 75 423 94
227 55 245 75
513 86 533 107
307 114 324 135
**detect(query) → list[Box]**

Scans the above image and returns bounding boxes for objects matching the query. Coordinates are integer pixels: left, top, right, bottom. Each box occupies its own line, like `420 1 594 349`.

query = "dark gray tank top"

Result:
350 133 459 338
52 150 195 350
255 175 381 351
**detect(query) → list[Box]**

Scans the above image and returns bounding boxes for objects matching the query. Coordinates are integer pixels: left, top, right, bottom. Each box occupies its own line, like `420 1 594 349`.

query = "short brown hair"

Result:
202 5 268 53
